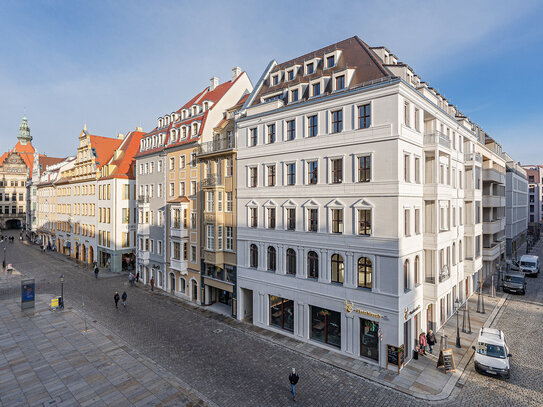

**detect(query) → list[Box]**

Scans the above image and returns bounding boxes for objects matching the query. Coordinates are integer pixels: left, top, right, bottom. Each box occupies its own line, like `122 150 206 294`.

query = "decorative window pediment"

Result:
325 199 345 208
302 199 320 208
246 200 258 208
352 198 373 209
263 199 277 208
281 199 297 208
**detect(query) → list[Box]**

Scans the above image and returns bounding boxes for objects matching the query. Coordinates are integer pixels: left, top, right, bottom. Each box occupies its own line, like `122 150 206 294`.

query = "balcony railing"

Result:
464 152 482 164
424 131 451 149
204 267 234 283
137 195 149 204
198 136 235 155
201 175 221 187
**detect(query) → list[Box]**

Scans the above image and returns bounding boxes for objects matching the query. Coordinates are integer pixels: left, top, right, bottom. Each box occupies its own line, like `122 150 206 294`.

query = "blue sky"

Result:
1 0 542 164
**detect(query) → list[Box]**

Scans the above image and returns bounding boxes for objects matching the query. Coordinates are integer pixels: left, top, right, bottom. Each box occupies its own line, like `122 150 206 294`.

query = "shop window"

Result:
269 295 294 332
360 318 379 361
310 306 341 348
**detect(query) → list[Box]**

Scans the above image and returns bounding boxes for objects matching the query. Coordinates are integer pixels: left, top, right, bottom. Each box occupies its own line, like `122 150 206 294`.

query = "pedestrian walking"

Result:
426 329 436 353
289 368 299 401
136 271 140 283
121 291 127 308
419 332 427 355
114 292 120 308
94 266 99 279
150 277 155 291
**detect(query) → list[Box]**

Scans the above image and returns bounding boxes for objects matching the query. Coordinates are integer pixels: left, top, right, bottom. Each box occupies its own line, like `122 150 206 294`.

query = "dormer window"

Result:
335 75 345 90
272 75 279 86
327 55 335 68
306 63 314 75
192 122 198 136
181 127 187 139
291 89 299 102
287 70 294 81
312 83 320 97
203 102 208 111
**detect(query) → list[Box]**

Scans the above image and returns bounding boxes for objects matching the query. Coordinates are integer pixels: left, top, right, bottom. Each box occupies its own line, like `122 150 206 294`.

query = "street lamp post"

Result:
2 246 5 270
60 274 64 309
455 298 461 348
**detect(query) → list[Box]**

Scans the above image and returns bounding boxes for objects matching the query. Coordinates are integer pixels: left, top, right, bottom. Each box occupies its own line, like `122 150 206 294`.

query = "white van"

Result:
473 328 511 379
519 255 539 277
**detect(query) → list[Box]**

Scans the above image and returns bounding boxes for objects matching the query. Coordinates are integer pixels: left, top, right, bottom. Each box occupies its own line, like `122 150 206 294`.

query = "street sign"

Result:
437 348 456 372
21 279 35 310
50 298 59 309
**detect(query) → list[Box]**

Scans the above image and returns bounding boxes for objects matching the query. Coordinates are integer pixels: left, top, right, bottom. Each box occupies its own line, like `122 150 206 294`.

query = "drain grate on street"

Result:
213 329 223 334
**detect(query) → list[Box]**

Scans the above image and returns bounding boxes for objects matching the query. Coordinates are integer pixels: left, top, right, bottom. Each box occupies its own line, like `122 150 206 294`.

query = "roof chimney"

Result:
210 76 219 91
232 67 242 81
117 132 124 140
135 126 143 132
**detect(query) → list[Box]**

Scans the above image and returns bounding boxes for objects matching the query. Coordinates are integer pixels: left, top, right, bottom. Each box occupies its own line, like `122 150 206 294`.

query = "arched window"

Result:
331 254 344 283
286 248 296 275
307 251 319 279
404 259 410 291
414 256 419 285
358 257 372 289
250 244 258 268
267 246 276 271
192 123 198 136
182 127 187 139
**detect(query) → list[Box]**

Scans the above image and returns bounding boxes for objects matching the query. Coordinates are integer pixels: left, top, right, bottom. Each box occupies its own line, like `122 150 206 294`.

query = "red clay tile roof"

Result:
136 73 245 158
100 131 146 180
38 156 65 170
167 196 190 203
88 135 123 169
0 141 63 174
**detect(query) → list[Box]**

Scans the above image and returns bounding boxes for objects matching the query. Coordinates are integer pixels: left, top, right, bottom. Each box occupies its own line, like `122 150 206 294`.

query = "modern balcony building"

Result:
504 154 528 258
521 165 543 235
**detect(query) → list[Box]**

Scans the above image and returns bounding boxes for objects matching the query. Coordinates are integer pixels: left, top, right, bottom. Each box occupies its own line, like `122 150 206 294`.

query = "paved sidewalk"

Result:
0 295 210 407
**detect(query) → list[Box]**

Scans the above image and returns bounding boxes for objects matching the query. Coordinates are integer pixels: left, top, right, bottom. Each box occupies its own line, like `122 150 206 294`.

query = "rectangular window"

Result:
206 191 214 212
226 157 233 176
287 163 296 185
179 182 185 197
267 165 276 186
358 156 371 182
287 208 296 231
267 124 276 144
288 70 294 80
414 108 420 131
173 242 181 260
312 82 320 96
358 104 371 129
191 245 197 263
308 115 318 137
226 192 233 212
270 296 294 332
332 209 343 234
267 208 276 229
217 191 223 212
169 183 175 197
335 75 345 90
306 62 314 74
206 225 215 251
190 181 196 195
122 184 130 200
404 155 410 182
291 89 298 102
327 55 335 68
308 209 318 232
250 207 257 228
308 161 318 184
404 101 410 126
331 158 343 184
250 128 257 146
415 209 420 234
122 208 129 224
287 120 296 140
358 209 371 236
226 226 233 251
405 209 410 236
250 167 257 187
169 157 175 170
217 226 223 250
190 152 197 167
331 110 343 133
311 306 341 348
414 157 420 183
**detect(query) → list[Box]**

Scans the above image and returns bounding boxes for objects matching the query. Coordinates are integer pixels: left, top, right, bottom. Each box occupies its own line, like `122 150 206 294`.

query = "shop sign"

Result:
403 305 421 320
21 279 35 310
344 300 383 319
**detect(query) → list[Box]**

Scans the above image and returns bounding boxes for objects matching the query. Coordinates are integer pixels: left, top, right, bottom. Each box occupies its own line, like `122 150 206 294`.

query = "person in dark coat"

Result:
114 292 120 309
136 271 140 283
289 368 299 401
150 277 155 291
121 291 127 308
426 329 436 353
94 266 99 279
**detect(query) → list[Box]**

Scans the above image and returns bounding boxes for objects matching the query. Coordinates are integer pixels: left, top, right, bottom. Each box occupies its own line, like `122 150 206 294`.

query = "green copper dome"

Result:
17 115 32 144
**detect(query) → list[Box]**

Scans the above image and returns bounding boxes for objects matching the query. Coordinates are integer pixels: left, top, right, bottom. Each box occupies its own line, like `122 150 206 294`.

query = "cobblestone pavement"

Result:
2 231 543 406
0 296 208 407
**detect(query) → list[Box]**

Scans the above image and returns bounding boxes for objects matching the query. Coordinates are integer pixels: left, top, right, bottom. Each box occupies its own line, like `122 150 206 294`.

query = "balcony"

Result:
483 168 505 184
439 266 450 283
170 225 188 239
424 131 451 150
483 242 502 261
483 195 506 208
137 224 150 235
483 218 505 235
170 258 188 272
138 251 150 261
204 266 234 284
464 152 482 166
137 195 150 204
197 135 235 156
201 175 221 187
